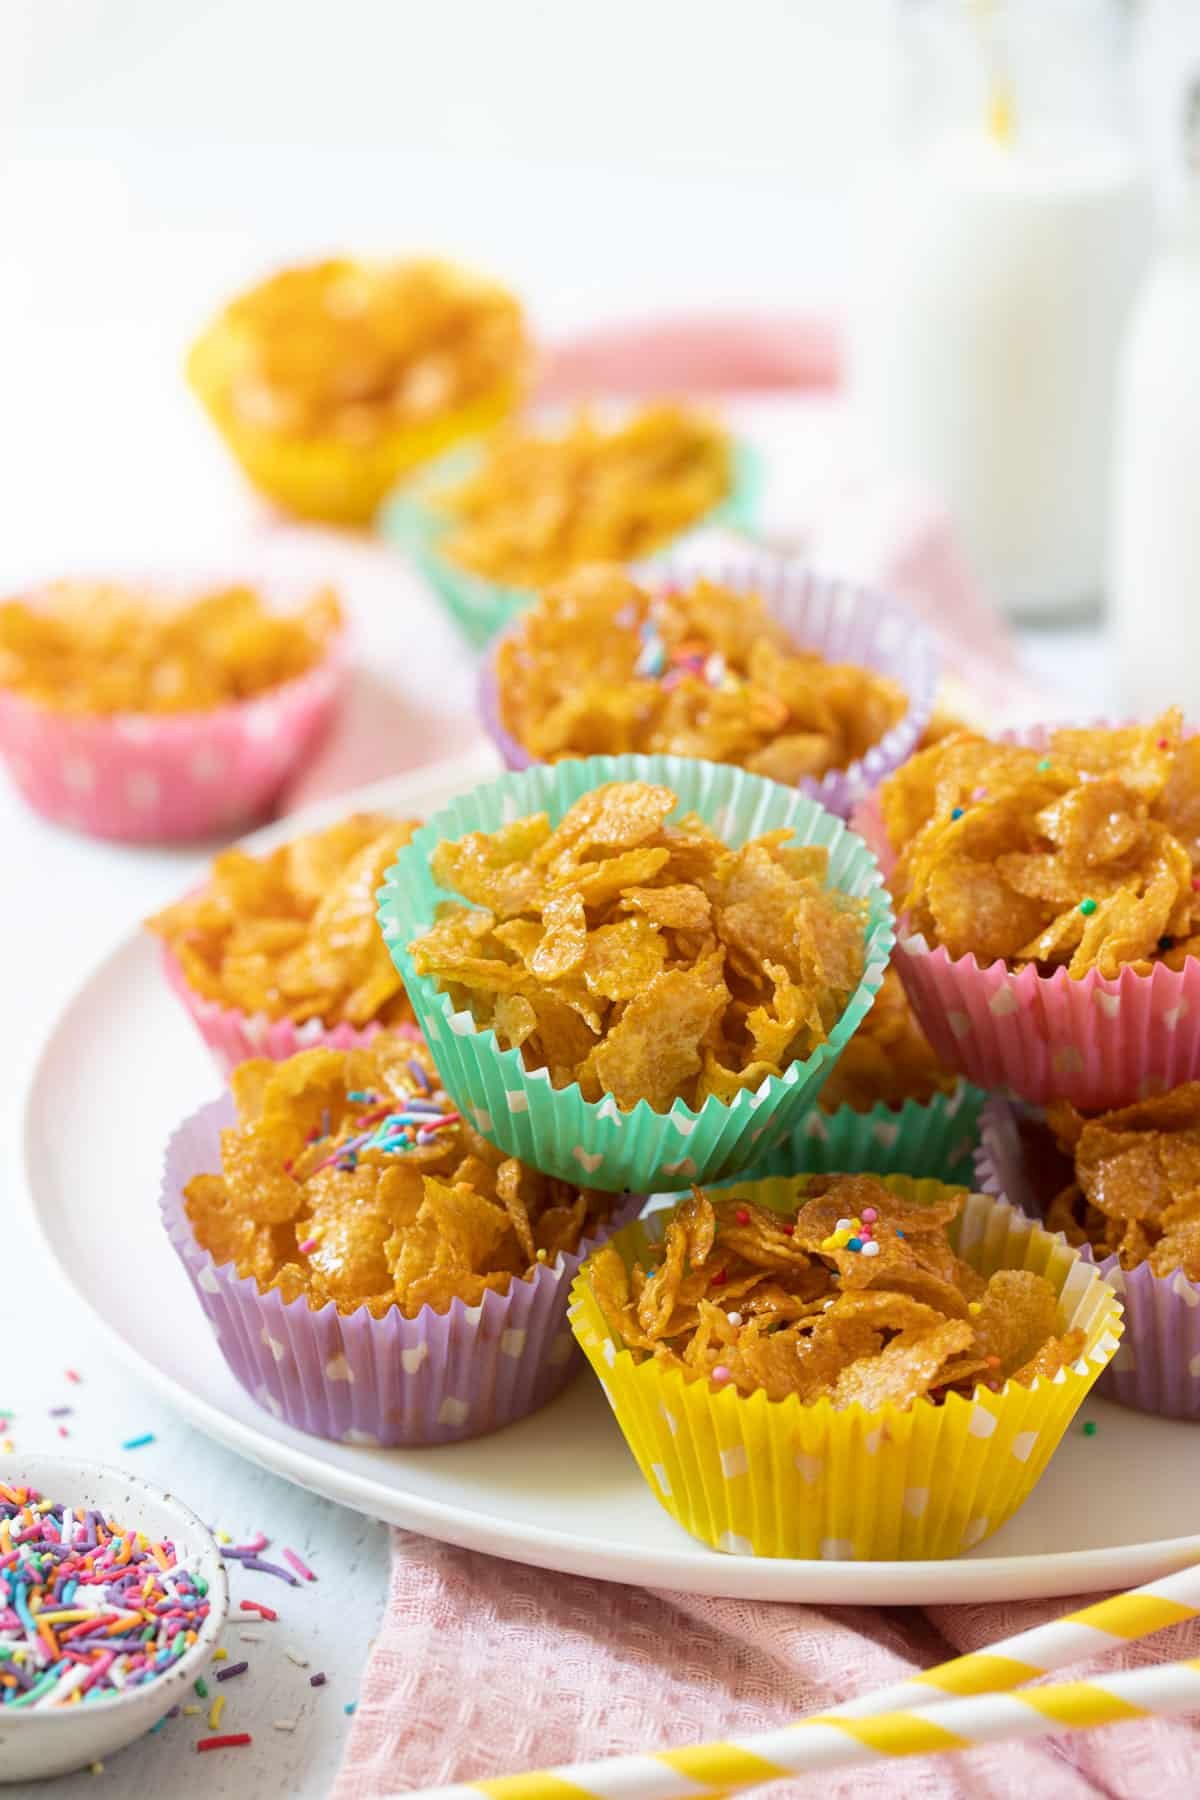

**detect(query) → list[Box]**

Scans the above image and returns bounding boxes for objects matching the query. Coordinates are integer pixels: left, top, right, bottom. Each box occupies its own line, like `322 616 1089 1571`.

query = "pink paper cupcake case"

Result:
976 1096 1200 1421
160 944 421 1076
0 641 346 843
895 939 1200 1111
160 1095 644 1446
478 552 940 819
861 725 1200 1110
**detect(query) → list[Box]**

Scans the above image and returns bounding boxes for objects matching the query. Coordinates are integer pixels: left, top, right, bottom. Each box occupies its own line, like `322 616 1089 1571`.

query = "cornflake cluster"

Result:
185 1038 617 1316
409 781 867 1113
881 711 1200 977
1046 1083 1200 1278
437 407 732 588
149 814 419 1028
214 258 526 442
495 566 907 783
0 582 341 716
589 1176 1083 1407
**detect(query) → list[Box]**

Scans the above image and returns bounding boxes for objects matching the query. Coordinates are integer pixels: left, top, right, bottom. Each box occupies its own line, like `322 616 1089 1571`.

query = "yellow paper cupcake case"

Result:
569 1175 1122 1562
187 327 521 526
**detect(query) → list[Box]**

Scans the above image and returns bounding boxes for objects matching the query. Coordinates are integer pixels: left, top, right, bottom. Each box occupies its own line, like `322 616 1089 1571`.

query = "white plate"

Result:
19 749 1200 1604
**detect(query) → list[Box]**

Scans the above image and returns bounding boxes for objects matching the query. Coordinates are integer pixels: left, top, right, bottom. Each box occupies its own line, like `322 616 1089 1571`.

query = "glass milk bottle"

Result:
1110 77 1200 718
847 0 1150 619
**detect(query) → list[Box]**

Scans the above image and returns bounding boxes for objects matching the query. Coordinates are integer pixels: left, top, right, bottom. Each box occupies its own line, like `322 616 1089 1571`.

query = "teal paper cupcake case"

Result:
742 1082 986 1187
377 753 895 1194
382 439 763 649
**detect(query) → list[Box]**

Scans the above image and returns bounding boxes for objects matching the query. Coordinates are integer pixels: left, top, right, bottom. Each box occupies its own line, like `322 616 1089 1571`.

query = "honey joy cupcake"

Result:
385 403 761 646
977 1085 1200 1421
377 753 894 1194
160 1033 641 1446
570 1172 1121 1560
479 556 939 819
746 966 984 1187
187 256 529 525
147 812 422 1073
872 711 1200 1108
0 575 345 842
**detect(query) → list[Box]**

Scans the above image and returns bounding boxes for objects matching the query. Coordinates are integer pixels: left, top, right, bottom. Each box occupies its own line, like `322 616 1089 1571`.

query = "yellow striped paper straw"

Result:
832 1561 1200 1717
407 1656 1200 1797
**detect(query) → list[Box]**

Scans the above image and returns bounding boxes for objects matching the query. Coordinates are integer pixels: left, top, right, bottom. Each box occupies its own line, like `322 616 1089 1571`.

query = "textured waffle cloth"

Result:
336 1532 1200 1799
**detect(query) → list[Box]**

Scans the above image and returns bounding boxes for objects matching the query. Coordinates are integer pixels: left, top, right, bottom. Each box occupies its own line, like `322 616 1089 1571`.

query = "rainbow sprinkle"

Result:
635 619 742 695
820 1208 883 1258
281 1547 317 1583
0 1484 209 1710
302 1081 459 1175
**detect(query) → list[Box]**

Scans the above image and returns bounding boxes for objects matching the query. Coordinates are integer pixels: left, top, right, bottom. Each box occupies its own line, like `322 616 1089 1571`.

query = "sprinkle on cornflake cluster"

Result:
0 1484 211 1709
634 619 735 694
820 1204 884 1259
305 1082 460 1177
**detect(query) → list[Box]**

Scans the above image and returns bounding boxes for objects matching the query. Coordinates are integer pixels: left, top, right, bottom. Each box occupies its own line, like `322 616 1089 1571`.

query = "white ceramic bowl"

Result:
0 1454 229 1783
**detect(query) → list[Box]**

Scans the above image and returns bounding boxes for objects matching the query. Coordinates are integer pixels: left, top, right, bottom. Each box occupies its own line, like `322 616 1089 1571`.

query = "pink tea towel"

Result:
337 1532 1200 1799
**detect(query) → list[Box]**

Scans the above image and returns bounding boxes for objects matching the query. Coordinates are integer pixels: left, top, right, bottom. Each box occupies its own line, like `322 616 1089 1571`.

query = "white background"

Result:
0 2 1190 1794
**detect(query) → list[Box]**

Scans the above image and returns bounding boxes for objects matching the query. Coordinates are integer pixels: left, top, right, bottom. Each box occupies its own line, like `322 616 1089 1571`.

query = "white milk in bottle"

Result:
1111 74 1200 717
847 1 1150 619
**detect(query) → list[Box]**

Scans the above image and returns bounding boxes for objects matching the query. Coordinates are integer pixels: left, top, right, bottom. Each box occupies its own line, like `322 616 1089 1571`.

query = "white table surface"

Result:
0 135 1122 1797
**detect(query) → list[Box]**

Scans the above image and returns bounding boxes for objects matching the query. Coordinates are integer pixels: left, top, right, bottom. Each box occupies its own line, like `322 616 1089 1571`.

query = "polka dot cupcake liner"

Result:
376 752 895 1195
741 1083 986 1189
853 732 1200 1111
0 620 346 844
479 553 940 820
159 943 422 1077
382 438 765 649
893 938 1200 1112
976 1096 1200 1422
160 1094 643 1448
568 1175 1122 1561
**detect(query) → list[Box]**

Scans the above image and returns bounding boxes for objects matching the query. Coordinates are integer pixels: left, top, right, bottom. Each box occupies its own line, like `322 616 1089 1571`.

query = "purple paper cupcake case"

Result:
478 551 940 820
160 1095 643 1447
976 1096 1200 1422
159 944 422 1077
862 723 1200 1110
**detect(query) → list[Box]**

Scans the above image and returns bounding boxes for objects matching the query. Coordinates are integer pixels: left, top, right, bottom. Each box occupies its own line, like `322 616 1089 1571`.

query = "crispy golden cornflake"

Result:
409 781 867 1112
593 1176 1082 1407
148 813 418 1027
185 1036 616 1317
439 408 731 589
880 711 1200 977
1046 1082 1200 1278
213 257 526 443
817 966 958 1113
0 581 341 717
494 565 907 782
